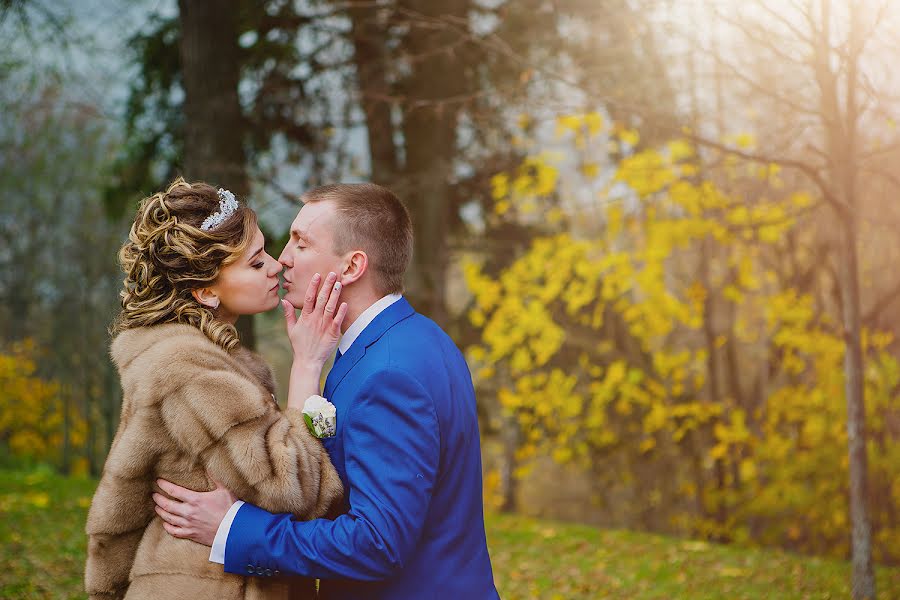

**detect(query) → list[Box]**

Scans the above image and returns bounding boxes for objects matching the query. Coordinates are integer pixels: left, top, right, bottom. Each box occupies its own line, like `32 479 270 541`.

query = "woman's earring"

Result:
209 299 220 310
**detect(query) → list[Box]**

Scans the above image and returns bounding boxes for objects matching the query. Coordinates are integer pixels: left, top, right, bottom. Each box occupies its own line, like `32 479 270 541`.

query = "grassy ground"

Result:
2 468 900 599
1 468 96 599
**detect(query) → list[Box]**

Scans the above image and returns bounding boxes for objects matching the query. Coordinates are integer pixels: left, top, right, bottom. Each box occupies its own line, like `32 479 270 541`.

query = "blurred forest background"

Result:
4 0 900 597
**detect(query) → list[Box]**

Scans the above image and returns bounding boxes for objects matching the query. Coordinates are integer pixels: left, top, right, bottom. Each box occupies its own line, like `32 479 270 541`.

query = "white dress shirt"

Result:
209 293 403 564
337 293 402 355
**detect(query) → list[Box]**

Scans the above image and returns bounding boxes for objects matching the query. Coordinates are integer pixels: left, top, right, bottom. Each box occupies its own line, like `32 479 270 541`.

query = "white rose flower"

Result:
302 395 337 439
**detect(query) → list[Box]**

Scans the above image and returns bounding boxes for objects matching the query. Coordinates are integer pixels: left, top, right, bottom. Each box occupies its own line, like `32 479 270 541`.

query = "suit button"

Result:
246 564 255 575
265 568 272 576
274 569 281 576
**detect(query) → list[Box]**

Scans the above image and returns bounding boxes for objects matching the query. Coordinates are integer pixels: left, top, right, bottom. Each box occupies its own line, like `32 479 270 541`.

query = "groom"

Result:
153 183 499 599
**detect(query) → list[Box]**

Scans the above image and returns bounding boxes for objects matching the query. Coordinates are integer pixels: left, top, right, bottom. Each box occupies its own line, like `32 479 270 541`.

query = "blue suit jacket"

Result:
224 298 499 599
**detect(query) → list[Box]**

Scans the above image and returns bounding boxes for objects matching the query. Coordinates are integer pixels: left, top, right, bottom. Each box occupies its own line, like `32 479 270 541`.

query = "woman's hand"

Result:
282 272 348 367
282 272 347 411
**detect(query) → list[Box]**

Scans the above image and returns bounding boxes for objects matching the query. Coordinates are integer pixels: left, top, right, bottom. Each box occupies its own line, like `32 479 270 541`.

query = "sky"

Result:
5 0 176 116
7 0 367 230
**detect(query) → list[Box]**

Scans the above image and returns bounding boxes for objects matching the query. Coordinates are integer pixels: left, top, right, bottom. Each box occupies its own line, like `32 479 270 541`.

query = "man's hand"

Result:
152 477 237 547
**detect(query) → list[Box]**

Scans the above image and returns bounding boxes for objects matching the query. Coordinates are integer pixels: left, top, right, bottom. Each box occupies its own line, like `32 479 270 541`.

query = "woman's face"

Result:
207 226 282 323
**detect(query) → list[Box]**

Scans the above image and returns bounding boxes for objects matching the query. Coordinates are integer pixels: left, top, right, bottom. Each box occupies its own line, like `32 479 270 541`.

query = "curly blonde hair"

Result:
112 177 258 351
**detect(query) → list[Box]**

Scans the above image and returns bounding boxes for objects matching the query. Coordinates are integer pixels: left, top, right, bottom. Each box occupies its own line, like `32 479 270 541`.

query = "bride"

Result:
85 178 343 600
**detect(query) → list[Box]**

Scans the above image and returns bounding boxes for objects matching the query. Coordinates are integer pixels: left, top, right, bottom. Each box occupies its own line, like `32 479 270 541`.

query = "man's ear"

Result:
191 287 220 310
341 250 368 285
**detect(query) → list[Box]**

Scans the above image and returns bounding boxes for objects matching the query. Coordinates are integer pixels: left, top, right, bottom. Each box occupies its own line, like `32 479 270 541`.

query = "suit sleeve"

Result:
160 368 343 520
223 368 441 580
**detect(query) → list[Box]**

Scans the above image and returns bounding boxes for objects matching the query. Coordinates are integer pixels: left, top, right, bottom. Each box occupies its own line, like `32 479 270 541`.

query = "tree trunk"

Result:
177 0 255 349
814 1 873 594
499 414 520 513
839 214 875 599
395 0 469 325
86 374 99 477
348 4 399 183
61 385 71 474
835 131 874 597
102 358 118 470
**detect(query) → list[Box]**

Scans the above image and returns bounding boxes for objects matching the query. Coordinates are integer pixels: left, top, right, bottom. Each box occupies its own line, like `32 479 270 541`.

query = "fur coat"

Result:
85 323 343 600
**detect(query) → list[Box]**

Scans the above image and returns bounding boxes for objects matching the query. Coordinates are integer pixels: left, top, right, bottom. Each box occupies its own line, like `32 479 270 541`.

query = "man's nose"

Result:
278 245 290 266
268 256 282 277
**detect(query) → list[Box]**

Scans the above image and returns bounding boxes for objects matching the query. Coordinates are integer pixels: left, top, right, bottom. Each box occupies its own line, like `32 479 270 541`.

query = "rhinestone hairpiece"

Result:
200 188 239 231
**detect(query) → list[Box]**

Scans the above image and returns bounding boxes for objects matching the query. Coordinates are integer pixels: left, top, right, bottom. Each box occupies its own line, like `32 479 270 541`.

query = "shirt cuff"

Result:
209 500 245 564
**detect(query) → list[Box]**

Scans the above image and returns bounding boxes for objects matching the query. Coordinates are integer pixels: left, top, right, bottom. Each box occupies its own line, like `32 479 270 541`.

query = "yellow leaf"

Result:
28 492 50 509
709 443 728 460
581 162 600 179
733 132 755 149
667 139 694 161
619 128 640 147
491 174 510 201
517 113 532 130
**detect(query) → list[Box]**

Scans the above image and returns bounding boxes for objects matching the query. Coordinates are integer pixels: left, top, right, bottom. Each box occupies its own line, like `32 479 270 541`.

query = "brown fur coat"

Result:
85 323 343 600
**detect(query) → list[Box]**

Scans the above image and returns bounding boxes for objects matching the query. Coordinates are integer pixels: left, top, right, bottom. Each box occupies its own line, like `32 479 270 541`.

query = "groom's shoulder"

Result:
386 311 457 350
375 312 466 373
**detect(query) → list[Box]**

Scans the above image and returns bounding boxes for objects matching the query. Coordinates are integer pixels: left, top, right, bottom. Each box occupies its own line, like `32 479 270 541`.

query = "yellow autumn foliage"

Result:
0 340 85 466
469 120 900 561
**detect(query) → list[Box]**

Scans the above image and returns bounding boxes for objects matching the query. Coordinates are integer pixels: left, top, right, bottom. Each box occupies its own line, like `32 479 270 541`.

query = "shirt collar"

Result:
338 293 403 355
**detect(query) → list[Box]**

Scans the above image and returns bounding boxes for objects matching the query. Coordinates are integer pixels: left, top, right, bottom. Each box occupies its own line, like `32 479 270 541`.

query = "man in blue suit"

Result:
154 183 499 599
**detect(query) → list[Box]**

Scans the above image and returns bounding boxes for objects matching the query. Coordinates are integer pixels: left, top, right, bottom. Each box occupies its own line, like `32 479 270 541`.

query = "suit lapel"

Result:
324 297 415 397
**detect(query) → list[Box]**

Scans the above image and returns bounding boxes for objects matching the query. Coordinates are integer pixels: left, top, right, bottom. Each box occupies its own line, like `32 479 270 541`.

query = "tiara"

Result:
201 188 240 231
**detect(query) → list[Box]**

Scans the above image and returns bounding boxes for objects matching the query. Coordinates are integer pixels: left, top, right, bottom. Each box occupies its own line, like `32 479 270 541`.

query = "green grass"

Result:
1 468 96 599
487 515 900 599
2 469 900 599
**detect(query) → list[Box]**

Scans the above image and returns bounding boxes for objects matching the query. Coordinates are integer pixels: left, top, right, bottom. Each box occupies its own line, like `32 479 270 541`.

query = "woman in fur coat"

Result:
85 179 344 600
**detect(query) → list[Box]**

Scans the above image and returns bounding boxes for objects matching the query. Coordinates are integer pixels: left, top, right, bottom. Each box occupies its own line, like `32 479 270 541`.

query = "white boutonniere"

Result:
303 395 337 439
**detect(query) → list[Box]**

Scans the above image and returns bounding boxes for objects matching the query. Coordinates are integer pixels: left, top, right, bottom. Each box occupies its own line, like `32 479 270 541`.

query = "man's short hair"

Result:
302 183 413 296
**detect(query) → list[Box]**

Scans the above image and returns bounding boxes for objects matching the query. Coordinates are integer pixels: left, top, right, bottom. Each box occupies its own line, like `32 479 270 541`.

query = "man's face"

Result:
278 200 345 308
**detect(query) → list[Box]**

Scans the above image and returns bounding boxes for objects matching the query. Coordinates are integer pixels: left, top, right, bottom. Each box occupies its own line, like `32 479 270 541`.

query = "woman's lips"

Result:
270 282 280 292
